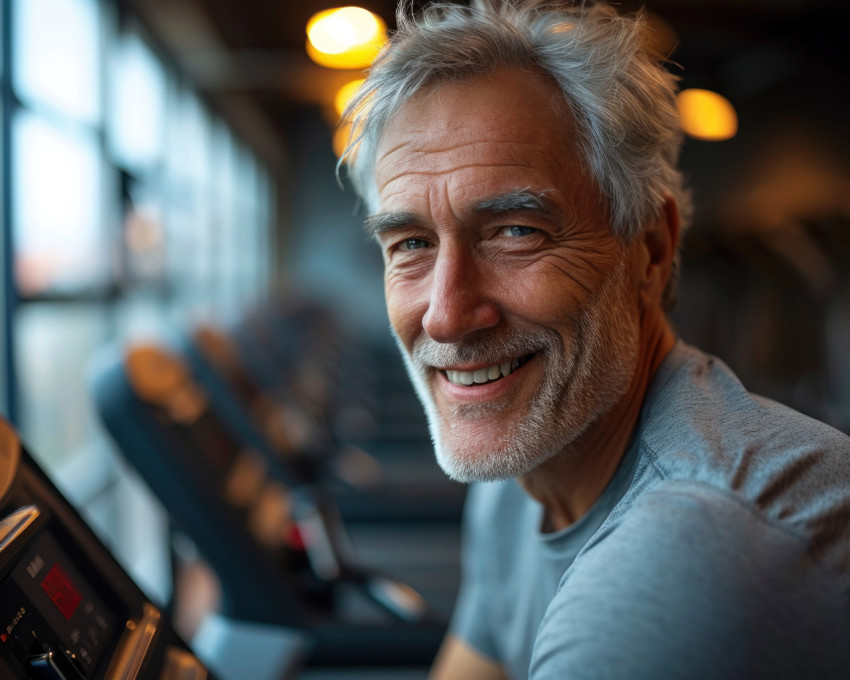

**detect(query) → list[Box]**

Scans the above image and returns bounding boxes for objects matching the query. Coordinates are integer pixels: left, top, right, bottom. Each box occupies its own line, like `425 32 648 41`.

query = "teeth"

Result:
445 358 526 386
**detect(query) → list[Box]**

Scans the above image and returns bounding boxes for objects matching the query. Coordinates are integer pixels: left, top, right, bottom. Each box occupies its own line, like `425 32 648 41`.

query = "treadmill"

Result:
91 344 447 668
0 415 213 680
184 323 466 525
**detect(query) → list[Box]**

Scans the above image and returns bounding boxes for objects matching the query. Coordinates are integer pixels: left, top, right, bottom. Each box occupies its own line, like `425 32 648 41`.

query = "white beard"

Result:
392 258 641 483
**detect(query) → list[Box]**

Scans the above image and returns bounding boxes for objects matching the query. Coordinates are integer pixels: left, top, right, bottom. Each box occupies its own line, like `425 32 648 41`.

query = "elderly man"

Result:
341 1 850 678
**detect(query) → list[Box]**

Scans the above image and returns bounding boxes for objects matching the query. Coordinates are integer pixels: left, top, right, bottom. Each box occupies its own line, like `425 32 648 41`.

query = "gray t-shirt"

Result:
451 341 850 679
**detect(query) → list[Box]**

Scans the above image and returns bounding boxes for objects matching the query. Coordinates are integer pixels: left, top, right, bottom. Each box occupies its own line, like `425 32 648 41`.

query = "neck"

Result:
519 310 675 532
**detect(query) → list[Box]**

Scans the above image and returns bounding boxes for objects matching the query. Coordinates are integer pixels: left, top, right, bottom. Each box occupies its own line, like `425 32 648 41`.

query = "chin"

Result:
426 398 567 482
433 435 558 483
430 389 597 483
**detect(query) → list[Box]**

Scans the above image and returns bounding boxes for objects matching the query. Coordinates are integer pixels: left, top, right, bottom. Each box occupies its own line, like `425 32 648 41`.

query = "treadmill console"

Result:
0 417 210 679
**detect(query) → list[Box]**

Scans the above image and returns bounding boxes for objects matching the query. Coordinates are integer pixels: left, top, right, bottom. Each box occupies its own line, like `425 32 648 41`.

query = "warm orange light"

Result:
334 79 366 117
677 89 738 141
333 123 352 158
643 11 678 59
307 7 386 69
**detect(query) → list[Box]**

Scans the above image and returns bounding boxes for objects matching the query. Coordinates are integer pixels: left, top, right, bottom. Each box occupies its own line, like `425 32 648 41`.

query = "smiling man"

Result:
341 2 850 679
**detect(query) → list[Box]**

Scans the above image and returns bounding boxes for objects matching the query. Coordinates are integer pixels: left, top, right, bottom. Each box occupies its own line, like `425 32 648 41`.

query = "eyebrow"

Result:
474 189 554 216
363 210 419 238
363 189 555 238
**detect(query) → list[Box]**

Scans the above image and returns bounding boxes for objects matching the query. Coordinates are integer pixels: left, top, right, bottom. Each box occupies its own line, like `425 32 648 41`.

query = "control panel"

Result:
0 416 210 679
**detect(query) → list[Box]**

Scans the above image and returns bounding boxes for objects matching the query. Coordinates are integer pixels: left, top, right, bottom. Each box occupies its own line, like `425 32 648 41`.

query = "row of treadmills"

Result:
1 294 466 679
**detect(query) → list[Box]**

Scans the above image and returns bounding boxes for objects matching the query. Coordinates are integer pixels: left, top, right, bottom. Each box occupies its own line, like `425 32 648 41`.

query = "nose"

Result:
421 244 501 343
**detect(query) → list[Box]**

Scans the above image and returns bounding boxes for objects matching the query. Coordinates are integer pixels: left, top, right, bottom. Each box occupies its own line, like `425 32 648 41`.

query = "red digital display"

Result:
40 563 82 621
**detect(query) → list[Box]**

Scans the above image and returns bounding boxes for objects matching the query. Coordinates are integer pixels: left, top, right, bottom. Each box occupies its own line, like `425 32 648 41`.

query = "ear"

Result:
637 195 681 311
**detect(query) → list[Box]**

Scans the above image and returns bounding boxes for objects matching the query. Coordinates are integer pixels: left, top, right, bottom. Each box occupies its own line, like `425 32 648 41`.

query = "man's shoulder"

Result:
531 480 850 679
635 341 850 566
574 480 843 588
584 479 820 562
643 341 849 458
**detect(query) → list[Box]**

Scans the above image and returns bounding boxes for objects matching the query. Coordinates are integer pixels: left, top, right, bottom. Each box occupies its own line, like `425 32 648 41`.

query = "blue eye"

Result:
401 238 429 251
505 226 537 237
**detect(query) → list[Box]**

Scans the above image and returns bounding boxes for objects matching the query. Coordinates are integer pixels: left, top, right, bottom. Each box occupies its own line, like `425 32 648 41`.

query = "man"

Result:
341 1 850 678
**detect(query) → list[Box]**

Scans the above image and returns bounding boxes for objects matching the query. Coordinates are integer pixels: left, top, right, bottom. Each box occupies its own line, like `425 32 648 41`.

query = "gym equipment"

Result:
0 415 214 680
184 324 466 525
91 344 446 668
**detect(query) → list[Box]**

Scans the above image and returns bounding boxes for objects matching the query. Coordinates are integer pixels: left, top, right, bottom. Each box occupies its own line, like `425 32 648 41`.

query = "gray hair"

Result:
340 0 692 308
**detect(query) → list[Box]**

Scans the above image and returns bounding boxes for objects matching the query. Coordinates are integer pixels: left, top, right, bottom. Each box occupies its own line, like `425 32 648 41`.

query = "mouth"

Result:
442 353 534 387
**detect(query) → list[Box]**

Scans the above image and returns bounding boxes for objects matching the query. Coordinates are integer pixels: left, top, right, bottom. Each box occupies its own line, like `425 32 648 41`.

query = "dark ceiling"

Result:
129 0 849 160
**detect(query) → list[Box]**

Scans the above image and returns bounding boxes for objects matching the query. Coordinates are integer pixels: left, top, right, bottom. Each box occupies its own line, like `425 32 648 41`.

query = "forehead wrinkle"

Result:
374 133 562 202
380 137 554 165
382 161 547 181
376 161 556 205
375 136 555 179
375 136 420 164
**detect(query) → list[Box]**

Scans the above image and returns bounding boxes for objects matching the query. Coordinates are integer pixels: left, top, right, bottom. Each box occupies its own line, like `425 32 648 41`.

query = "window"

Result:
12 112 107 295
0 0 10 419
12 0 101 124
107 31 166 172
2 0 279 606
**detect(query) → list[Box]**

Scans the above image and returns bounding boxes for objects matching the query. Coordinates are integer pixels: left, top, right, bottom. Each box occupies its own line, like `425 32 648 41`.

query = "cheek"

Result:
499 244 625 327
384 276 429 349
502 270 584 331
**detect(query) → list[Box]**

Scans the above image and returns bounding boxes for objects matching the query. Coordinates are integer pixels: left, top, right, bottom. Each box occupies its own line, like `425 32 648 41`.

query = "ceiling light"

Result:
677 88 738 141
333 123 352 158
307 7 386 69
334 78 366 117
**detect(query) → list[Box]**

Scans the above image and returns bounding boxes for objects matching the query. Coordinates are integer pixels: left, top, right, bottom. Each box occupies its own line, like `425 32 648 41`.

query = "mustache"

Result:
410 326 562 369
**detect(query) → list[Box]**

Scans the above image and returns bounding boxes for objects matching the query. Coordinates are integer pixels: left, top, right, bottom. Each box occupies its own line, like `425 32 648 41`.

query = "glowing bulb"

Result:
307 7 386 69
310 11 361 54
335 79 366 117
677 89 738 141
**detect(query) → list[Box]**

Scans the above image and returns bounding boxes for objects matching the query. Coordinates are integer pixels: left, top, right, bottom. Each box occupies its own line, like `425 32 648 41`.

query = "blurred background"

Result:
0 0 848 671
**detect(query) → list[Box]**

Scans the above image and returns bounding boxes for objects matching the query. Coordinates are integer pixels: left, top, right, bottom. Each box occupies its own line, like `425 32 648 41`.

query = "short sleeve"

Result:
529 482 850 680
